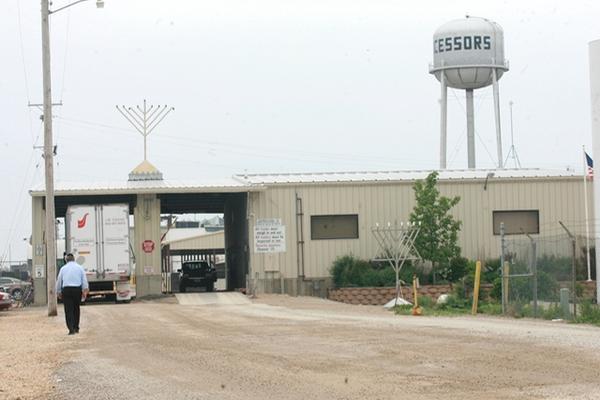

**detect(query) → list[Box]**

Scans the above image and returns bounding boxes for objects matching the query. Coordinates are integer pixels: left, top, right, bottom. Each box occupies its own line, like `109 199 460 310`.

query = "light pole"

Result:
41 0 103 317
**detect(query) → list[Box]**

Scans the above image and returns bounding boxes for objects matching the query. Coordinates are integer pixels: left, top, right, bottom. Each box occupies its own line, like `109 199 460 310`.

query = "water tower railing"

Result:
429 61 510 74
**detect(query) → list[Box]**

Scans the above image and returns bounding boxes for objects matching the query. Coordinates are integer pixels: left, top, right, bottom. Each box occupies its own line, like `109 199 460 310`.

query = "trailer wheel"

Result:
179 285 186 293
206 283 214 292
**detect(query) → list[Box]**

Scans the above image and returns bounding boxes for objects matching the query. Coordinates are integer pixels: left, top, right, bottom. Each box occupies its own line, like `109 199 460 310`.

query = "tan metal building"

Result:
164 231 225 252
30 168 593 301
29 177 259 305
242 169 594 296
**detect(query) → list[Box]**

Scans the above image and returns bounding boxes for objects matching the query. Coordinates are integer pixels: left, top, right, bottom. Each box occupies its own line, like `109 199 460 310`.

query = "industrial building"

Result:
28 17 598 303
30 167 593 302
244 169 593 295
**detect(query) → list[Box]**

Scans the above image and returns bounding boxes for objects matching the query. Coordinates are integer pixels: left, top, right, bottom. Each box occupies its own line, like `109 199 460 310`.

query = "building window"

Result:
493 210 539 235
311 215 359 240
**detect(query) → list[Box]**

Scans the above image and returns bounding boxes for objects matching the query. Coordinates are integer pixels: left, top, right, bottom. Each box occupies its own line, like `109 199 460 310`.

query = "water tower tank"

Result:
431 16 508 89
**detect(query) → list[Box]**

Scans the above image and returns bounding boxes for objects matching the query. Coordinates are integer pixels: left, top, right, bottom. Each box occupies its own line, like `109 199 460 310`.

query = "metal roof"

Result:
30 177 262 197
234 168 580 185
30 168 581 197
162 230 224 246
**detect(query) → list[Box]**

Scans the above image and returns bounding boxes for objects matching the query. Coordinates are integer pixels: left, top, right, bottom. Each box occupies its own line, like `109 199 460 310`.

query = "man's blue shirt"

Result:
56 261 89 293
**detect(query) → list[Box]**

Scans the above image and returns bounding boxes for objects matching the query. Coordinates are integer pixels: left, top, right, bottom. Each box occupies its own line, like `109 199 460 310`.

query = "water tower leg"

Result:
493 68 504 168
466 88 476 169
440 72 448 169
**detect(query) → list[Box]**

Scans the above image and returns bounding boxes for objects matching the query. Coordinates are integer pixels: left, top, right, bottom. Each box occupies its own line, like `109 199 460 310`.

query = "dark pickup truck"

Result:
179 261 217 292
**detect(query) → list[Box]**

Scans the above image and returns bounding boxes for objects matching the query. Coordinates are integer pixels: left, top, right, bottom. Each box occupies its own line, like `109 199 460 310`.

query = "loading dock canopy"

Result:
29 178 264 216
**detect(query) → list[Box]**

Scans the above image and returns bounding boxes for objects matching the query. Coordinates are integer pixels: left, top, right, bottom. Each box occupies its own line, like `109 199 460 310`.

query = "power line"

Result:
0 149 42 265
54 115 437 168
59 10 72 101
15 0 31 103
15 0 38 145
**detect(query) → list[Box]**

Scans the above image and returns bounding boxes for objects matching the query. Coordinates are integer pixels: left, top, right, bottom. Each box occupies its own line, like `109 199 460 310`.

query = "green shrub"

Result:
484 258 560 303
393 304 414 315
478 302 502 315
437 256 471 283
490 277 502 301
542 304 564 320
537 255 572 281
330 255 351 287
483 258 502 283
575 283 585 299
506 302 536 318
461 260 477 289
417 295 434 308
330 255 398 288
575 300 600 326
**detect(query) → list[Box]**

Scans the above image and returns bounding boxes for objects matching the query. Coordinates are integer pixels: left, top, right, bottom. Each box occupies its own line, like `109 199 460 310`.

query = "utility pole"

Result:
41 0 57 317
40 0 103 317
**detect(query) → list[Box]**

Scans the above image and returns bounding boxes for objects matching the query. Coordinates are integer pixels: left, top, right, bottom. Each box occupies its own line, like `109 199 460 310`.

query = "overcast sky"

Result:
1 0 600 261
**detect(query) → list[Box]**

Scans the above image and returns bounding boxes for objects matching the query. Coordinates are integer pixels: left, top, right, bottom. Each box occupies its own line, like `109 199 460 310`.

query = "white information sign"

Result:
254 219 286 253
34 265 45 278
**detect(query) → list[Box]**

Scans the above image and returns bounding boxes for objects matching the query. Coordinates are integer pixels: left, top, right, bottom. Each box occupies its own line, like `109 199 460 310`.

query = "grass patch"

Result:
393 294 504 317
574 301 600 326
392 294 600 327
541 304 564 320
478 302 502 315
393 303 470 316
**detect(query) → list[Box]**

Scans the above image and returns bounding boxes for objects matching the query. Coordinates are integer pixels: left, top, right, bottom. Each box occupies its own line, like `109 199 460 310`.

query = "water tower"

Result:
430 16 509 169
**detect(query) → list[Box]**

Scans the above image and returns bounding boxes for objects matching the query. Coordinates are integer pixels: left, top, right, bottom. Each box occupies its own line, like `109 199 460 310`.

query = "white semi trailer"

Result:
65 204 135 302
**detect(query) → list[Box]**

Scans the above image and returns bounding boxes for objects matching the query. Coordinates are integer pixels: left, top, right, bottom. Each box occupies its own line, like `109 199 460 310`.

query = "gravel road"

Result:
3 294 600 399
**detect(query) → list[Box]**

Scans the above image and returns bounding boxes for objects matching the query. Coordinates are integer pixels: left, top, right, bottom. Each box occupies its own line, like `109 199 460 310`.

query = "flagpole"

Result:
584 145 592 281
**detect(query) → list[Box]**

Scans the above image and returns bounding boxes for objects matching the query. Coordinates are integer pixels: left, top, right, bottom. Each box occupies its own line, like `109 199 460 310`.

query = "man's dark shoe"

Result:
68 331 75 335
75 328 79 333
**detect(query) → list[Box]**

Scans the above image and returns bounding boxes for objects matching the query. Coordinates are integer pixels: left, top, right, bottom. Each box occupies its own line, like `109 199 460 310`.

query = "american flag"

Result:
585 152 594 179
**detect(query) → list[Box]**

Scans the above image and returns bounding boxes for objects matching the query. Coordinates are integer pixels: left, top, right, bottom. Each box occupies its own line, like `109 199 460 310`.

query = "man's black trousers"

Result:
62 286 82 333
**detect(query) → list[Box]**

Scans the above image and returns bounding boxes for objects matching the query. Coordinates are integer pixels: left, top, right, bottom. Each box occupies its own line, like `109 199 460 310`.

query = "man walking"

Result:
56 253 89 335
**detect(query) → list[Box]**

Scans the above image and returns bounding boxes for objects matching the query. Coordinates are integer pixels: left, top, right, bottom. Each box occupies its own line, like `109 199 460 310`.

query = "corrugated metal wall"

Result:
168 231 224 251
134 194 163 296
248 177 594 280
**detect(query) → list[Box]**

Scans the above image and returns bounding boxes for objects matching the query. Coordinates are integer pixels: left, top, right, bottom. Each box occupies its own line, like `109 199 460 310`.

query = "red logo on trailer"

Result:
77 213 89 228
142 240 155 253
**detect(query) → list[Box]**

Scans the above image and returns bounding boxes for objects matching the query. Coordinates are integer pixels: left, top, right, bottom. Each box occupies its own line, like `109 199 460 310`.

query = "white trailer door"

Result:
100 204 131 275
67 205 99 275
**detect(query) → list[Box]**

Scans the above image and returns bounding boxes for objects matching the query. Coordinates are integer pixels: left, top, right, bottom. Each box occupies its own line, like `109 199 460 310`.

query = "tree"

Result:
409 171 462 284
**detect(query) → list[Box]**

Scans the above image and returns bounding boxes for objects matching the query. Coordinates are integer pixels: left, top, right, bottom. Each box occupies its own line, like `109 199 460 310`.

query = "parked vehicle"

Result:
0 277 32 300
0 290 12 310
179 261 217 292
66 204 135 302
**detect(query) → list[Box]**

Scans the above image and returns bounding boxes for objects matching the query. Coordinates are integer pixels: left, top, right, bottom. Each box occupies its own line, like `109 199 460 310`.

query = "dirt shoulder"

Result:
0 307 70 400
3 295 600 400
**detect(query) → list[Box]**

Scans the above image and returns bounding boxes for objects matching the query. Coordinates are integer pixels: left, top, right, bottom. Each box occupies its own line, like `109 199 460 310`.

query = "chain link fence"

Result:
501 229 594 319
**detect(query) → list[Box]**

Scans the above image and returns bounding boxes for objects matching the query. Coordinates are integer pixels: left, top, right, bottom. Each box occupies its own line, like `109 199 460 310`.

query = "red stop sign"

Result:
142 240 155 253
